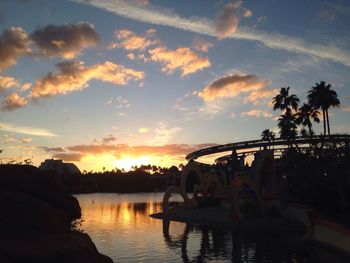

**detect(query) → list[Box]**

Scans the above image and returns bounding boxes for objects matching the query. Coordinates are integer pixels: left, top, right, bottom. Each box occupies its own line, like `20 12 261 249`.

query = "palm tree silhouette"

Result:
272 86 300 112
278 108 297 146
295 103 320 137
307 81 340 136
261 129 276 149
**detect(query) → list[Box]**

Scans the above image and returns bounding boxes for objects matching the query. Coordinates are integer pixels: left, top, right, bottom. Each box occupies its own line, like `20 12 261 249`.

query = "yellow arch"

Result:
163 185 194 212
180 161 204 192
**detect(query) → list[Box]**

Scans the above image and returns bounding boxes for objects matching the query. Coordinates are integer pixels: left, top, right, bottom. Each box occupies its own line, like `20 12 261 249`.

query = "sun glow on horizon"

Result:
75 153 183 172
114 155 151 171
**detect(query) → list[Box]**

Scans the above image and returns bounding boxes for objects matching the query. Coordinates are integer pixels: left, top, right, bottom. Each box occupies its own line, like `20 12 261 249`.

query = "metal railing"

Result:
186 135 350 161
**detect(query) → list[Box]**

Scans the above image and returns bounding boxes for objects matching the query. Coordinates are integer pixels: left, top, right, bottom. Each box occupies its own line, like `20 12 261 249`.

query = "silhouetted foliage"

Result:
63 164 182 194
307 81 340 136
295 103 320 137
272 86 299 112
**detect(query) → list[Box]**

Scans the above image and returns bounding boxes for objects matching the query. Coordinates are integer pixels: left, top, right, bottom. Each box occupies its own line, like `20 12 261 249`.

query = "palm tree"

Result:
307 81 340 136
295 103 320 137
261 129 276 149
278 108 298 146
273 86 300 112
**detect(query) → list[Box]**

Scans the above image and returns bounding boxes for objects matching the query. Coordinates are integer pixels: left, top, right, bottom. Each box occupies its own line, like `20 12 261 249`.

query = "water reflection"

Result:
77 193 311 263
162 219 310 263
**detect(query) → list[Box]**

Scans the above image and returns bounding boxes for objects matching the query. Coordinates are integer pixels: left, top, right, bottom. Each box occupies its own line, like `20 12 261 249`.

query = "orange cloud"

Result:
1 93 28 111
149 46 210 76
0 76 20 91
127 53 136 60
243 88 278 104
30 61 144 98
193 38 214 52
241 109 272 118
110 29 159 51
31 22 99 59
341 106 350 112
197 74 268 102
243 8 253 18
0 27 30 71
47 142 218 162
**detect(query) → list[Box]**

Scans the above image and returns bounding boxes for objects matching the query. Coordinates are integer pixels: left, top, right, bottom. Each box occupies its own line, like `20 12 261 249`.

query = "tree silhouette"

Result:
295 103 320 137
272 86 300 112
307 81 340 136
278 108 297 145
261 129 276 149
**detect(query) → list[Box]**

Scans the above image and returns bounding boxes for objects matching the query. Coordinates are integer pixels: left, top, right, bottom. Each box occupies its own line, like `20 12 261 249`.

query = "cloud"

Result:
148 122 181 146
0 122 58 137
149 46 210 76
1 134 32 144
46 142 218 162
243 8 253 18
341 106 350 112
197 74 268 102
31 22 99 59
41 146 66 153
215 1 242 39
109 28 159 51
0 27 30 71
53 152 84 162
1 93 28 111
243 88 278 104
101 134 118 144
192 38 213 52
318 2 350 22
30 60 144 98
127 53 136 60
241 109 272 118
19 82 32 92
0 75 20 92
73 0 350 67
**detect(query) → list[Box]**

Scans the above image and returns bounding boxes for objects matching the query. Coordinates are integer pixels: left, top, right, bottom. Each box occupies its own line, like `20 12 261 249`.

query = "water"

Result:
76 193 311 262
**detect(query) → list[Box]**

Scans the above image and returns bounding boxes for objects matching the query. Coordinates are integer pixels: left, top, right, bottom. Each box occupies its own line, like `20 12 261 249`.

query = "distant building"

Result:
39 159 81 176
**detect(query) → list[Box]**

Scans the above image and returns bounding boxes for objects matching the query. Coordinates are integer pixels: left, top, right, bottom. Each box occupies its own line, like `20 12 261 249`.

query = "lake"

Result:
76 193 311 262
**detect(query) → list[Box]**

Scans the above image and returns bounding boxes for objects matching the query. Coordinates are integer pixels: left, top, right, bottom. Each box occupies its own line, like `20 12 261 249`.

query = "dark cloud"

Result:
31 22 99 58
0 27 30 71
102 134 118 144
214 1 252 39
41 146 66 153
53 152 84 162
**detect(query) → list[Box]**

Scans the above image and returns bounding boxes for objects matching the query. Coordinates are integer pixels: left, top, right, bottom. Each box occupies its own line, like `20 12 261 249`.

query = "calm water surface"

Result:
76 193 311 262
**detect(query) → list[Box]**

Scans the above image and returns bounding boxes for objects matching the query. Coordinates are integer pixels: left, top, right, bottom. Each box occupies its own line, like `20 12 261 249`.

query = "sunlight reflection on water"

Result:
76 193 311 263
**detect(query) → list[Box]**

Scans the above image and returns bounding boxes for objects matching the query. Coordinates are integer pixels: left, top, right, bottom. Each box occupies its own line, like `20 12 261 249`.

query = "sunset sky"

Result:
1 0 350 171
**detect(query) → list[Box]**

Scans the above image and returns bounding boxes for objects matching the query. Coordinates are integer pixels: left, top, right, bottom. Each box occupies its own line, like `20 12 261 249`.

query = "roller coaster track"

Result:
186 135 350 161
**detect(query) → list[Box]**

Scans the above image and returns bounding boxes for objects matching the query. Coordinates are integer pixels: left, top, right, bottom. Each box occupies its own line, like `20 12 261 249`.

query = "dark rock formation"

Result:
0 164 113 263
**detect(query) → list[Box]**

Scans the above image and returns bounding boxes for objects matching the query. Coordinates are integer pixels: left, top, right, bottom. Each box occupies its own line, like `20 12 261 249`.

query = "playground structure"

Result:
162 135 350 220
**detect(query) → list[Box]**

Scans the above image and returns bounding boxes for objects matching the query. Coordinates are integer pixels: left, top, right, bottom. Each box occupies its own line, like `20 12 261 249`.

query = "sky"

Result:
0 0 350 171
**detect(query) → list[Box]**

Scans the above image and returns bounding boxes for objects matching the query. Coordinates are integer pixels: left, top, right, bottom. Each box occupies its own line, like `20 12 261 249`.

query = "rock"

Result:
0 232 113 263
0 191 71 234
0 164 113 263
0 164 81 220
